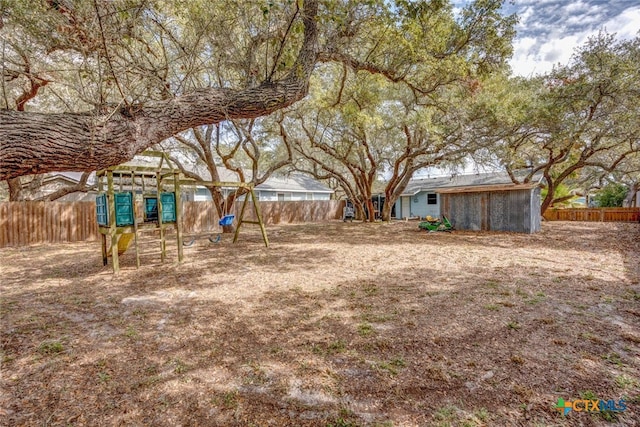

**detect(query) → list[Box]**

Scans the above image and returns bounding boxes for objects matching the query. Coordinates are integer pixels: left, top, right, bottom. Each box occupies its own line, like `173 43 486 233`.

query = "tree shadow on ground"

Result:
2 221 639 426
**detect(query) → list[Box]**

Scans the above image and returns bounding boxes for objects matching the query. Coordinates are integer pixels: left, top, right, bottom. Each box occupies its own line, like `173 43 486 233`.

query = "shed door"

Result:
401 196 411 219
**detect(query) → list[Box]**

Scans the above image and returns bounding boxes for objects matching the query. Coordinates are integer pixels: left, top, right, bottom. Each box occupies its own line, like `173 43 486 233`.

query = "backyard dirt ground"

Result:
1 221 639 426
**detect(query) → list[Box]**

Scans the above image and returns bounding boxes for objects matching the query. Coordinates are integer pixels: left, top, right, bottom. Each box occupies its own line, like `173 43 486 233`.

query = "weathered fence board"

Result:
543 207 640 222
0 200 344 248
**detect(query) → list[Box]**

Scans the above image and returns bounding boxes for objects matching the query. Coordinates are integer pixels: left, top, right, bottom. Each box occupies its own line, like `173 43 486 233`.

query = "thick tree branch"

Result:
35 171 94 201
0 0 319 181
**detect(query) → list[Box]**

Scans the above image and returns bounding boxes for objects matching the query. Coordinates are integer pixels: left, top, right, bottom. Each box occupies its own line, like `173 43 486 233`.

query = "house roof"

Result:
401 171 543 196
254 173 333 193
109 156 177 174
37 172 98 186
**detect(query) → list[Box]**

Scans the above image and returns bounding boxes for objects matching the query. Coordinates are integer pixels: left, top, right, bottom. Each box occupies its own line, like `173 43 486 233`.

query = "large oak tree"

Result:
283 66 474 221
161 117 293 230
1 0 514 183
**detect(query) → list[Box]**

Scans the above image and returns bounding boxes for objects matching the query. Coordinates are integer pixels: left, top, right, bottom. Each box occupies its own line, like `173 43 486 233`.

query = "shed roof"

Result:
401 171 543 196
437 183 539 194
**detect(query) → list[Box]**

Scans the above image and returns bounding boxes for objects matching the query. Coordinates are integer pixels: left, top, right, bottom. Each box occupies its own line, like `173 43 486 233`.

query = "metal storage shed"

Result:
438 183 541 234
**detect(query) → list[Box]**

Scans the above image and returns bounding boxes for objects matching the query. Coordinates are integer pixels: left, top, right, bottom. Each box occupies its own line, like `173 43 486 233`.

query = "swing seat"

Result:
219 214 235 226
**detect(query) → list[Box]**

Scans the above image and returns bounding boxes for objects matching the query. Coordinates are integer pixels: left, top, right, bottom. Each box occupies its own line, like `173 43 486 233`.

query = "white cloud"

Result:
517 6 535 25
511 35 578 76
511 33 584 76
603 6 640 39
509 2 640 76
454 1 639 76
565 0 589 13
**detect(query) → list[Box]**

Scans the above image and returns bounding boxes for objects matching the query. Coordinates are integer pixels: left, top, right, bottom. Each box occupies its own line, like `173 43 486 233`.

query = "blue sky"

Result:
456 0 640 76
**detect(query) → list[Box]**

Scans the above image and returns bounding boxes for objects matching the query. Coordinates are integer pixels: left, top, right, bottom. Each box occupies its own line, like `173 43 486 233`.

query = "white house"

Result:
185 167 334 202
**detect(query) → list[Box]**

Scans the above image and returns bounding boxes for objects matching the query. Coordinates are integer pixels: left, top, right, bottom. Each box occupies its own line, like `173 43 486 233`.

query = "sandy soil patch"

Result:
1 221 639 426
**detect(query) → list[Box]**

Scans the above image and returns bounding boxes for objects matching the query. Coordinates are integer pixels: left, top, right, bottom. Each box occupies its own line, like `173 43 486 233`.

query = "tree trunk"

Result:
7 177 23 201
540 184 554 216
0 0 318 181
381 192 400 222
353 201 366 221
204 185 237 234
624 183 638 207
365 198 375 222
380 199 392 222
205 185 225 219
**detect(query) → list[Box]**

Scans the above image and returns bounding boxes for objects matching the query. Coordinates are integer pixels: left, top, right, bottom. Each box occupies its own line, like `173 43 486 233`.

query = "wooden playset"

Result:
96 152 268 273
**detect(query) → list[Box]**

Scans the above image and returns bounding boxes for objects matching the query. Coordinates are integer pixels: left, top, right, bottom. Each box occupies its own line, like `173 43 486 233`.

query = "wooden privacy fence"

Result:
0 202 98 247
0 200 345 248
182 200 344 233
543 207 640 222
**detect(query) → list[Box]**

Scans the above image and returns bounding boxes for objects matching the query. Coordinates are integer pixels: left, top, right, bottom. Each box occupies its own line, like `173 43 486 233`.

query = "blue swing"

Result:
208 214 235 243
209 193 237 243
219 187 239 227
185 191 237 246
219 214 235 226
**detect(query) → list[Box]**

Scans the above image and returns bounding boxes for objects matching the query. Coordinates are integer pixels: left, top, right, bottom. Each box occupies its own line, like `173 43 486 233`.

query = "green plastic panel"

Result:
160 192 176 223
96 194 108 226
114 192 134 226
141 193 176 223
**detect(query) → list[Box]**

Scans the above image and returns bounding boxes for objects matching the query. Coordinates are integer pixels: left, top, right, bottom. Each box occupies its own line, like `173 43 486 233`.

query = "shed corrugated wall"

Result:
440 187 540 233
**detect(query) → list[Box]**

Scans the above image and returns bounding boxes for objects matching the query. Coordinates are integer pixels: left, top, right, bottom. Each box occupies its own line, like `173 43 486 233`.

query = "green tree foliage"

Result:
277 0 515 221
594 182 628 207
0 0 320 180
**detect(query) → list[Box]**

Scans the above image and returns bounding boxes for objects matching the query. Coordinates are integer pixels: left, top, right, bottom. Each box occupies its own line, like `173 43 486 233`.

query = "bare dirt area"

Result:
1 221 639 426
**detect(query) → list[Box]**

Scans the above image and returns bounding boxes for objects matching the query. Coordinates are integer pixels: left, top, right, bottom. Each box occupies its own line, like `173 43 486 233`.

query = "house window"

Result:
277 193 285 201
427 193 437 205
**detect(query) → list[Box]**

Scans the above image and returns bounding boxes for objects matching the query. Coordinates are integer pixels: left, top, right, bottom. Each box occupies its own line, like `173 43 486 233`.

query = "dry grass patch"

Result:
1 221 639 426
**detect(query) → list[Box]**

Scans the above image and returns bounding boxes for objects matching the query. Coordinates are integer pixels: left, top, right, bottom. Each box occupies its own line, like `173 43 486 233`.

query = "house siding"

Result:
398 196 411 219
194 187 210 201
410 193 426 218
395 192 439 219
290 192 306 201
259 191 278 201
267 191 330 201
188 188 331 202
